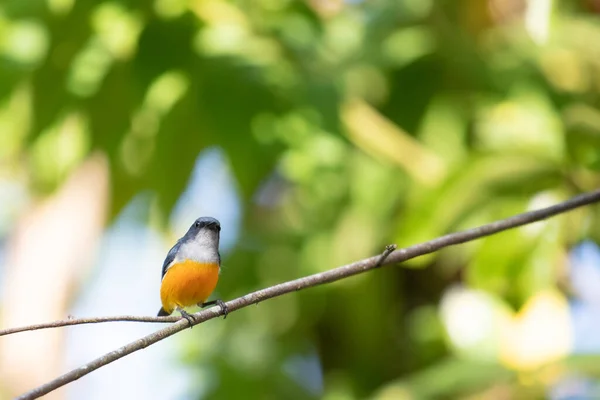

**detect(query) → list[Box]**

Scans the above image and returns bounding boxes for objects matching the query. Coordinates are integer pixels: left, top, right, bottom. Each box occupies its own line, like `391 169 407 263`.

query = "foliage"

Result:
2 0 600 398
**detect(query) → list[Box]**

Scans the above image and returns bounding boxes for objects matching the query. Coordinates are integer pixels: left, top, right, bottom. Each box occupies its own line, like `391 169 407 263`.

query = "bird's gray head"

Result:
178 217 221 263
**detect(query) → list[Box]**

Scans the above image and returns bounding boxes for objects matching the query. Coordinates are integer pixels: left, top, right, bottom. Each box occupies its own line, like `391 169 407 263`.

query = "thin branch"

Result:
0 245 396 337
0 249 404 337
15 188 600 400
0 316 177 336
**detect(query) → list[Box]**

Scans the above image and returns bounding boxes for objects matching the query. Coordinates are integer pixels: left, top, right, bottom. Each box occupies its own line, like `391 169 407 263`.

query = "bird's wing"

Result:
161 240 182 280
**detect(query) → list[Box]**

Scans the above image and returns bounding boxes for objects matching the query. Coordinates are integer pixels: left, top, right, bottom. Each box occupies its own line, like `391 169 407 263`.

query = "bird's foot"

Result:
199 299 229 319
177 309 196 328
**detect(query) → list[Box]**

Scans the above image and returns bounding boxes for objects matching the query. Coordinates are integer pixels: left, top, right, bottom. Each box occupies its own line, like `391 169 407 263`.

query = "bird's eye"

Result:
194 221 201 228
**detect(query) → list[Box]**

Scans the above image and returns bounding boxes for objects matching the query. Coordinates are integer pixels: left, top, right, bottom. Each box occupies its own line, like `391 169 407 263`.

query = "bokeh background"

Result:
1 0 600 399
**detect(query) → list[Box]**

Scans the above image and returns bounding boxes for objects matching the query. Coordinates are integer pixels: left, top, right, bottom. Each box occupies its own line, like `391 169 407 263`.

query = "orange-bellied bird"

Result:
157 217 228 325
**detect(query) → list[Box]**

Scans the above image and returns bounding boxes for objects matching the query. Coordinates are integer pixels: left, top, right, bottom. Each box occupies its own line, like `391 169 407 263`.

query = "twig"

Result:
14 189 600 400
375 244 397 267
0 316 177 336
0 243 397 336
0 245 405 337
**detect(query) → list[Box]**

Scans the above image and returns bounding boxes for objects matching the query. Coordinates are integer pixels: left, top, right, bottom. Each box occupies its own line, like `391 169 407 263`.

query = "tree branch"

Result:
14 189 600 400
0 315 177 336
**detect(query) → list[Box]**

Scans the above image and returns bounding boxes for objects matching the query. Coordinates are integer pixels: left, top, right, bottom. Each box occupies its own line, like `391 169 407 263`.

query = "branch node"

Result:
375 244 397 268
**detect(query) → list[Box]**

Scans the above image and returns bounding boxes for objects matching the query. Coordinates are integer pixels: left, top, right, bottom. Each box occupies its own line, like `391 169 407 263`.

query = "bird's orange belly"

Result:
160 260 220 314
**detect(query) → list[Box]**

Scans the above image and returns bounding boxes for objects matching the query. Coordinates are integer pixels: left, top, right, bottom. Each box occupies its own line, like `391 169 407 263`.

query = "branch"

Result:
0 315 178 336
15 189 600 400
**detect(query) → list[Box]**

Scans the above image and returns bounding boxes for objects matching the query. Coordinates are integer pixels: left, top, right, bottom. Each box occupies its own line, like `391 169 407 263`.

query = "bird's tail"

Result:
157 307 170 317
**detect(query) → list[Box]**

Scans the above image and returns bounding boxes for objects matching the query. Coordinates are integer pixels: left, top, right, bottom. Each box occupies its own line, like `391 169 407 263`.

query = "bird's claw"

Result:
200 299 229 319
216 299 228 319
179 310 196 328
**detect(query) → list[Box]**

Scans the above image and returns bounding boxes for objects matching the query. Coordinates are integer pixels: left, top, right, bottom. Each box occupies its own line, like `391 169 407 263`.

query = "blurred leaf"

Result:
2 1 600 399
372 358 514 400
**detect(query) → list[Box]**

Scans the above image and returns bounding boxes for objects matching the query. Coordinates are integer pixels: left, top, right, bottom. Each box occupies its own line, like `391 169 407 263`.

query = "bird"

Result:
157 217 228 326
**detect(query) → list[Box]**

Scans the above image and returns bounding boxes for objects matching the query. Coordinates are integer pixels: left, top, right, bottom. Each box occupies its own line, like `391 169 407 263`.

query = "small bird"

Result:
157 217 228 325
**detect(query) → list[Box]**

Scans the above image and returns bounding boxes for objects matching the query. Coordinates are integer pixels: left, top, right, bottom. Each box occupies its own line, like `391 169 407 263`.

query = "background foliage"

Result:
2 0 600 399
